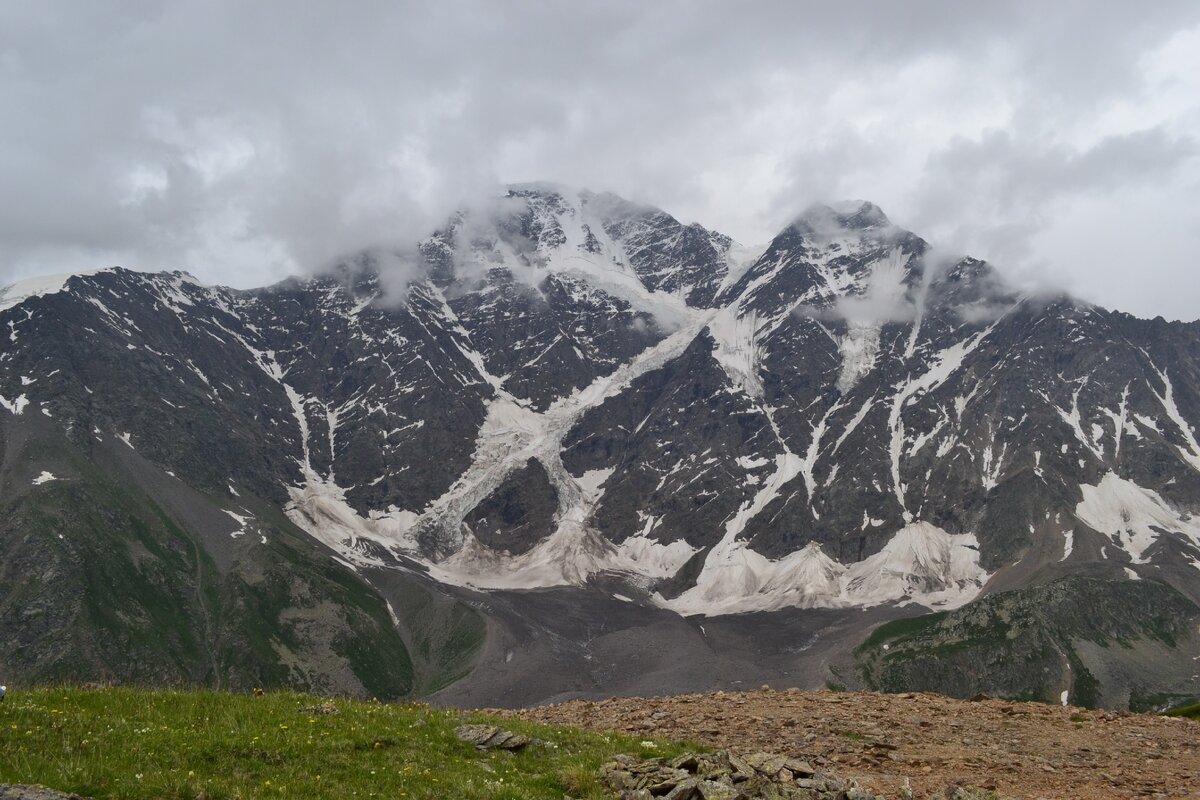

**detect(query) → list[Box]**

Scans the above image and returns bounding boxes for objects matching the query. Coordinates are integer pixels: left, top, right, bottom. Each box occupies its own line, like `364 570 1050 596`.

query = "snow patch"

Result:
224 509 254 538
0 394 29 415
32 471 57 485
576 468 614 501
1075 473 1200 563
737 455 771 470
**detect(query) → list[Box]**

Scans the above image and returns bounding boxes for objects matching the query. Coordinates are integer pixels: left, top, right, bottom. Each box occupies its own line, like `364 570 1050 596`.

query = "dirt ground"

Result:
498 688 1200 799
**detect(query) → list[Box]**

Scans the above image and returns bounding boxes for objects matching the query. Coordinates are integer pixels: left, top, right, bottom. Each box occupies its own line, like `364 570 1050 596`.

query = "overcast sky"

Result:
2 1 1199 319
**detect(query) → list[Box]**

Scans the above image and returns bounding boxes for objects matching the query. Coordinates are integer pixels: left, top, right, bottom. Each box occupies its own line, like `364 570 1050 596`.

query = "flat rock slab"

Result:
454 724 532 750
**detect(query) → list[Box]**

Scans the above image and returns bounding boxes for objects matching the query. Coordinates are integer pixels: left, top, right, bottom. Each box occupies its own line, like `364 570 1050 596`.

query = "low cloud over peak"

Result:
2 1 1199 319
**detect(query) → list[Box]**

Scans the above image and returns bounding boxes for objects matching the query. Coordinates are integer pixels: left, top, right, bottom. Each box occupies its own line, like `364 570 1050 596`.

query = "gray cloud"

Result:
903 127 1197 296
2 1 1199 319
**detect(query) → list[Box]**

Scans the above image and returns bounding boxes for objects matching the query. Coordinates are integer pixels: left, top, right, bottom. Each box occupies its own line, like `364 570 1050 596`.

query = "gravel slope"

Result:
500 688 1200 799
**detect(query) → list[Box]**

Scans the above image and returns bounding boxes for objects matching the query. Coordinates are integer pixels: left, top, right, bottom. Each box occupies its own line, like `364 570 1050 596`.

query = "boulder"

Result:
454 724 532 750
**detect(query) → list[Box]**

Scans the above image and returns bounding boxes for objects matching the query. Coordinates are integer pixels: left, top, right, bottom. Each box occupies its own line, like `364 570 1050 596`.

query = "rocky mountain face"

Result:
2 184 1199 706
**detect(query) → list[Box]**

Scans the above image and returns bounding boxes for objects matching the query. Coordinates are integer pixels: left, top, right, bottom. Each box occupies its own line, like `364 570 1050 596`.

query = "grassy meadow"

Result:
0 687 687 799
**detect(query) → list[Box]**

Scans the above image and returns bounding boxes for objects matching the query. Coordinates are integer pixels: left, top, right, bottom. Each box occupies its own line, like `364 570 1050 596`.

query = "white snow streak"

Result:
1148 364 1200 473
888 320 1004 521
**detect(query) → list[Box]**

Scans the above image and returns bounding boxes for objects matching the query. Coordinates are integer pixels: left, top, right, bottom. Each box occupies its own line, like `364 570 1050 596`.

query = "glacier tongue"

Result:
841 522 987 609
663 522 988 616
282 298 715 588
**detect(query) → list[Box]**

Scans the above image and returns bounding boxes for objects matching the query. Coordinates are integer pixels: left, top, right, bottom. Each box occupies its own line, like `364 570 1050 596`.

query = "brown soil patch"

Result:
498 689 1200 799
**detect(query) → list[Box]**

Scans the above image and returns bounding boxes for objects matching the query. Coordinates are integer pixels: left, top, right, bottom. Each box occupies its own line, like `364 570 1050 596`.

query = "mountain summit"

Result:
2 184 1199 707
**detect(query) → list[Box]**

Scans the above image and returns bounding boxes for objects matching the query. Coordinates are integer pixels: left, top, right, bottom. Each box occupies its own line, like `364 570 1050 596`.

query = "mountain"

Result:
2 184 1200 708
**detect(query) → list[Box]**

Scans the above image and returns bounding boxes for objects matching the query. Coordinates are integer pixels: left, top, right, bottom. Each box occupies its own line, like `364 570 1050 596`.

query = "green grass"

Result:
0 687 689 799
1163 702 1200 720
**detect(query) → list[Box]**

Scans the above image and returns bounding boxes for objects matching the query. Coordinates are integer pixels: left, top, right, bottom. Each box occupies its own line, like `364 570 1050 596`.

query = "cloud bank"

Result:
1 1 1198 319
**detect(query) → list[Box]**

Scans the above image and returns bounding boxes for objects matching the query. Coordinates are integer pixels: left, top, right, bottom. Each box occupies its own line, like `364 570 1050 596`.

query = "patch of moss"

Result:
856 611 948 653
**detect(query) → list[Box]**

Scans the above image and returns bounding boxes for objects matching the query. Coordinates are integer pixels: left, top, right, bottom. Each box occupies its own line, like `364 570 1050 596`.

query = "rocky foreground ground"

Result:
498 689 1200 799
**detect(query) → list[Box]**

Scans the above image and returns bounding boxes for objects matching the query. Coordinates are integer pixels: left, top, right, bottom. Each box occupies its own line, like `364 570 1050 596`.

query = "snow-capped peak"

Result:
793 200 890 234
0 268 114 313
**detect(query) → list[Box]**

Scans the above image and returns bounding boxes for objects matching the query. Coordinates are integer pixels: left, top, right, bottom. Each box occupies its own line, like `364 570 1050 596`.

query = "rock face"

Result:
3 183 1200 704
463 459 559 556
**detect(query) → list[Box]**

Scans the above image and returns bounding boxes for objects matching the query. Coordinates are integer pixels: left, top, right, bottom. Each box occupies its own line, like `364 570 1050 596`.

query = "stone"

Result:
599 749 873 800
783 758 815 777
0 788 92 800
671 754 701 771
745 753 788 775
662 778 701 799
453 724 531 750
727 751 756 779
697 781 738 800
646 770 692 793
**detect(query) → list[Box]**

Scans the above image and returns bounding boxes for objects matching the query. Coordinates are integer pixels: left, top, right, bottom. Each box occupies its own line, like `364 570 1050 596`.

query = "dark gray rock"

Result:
454 724 532 750
464 459 559 555
599 750 872 800
0 786 92 800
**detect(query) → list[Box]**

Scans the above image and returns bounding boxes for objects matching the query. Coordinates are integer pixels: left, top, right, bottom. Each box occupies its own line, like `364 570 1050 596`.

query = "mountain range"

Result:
2 183 1199 709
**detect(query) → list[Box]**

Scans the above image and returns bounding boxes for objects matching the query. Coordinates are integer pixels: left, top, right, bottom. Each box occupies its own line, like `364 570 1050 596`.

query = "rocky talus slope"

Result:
503 688 1200 799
